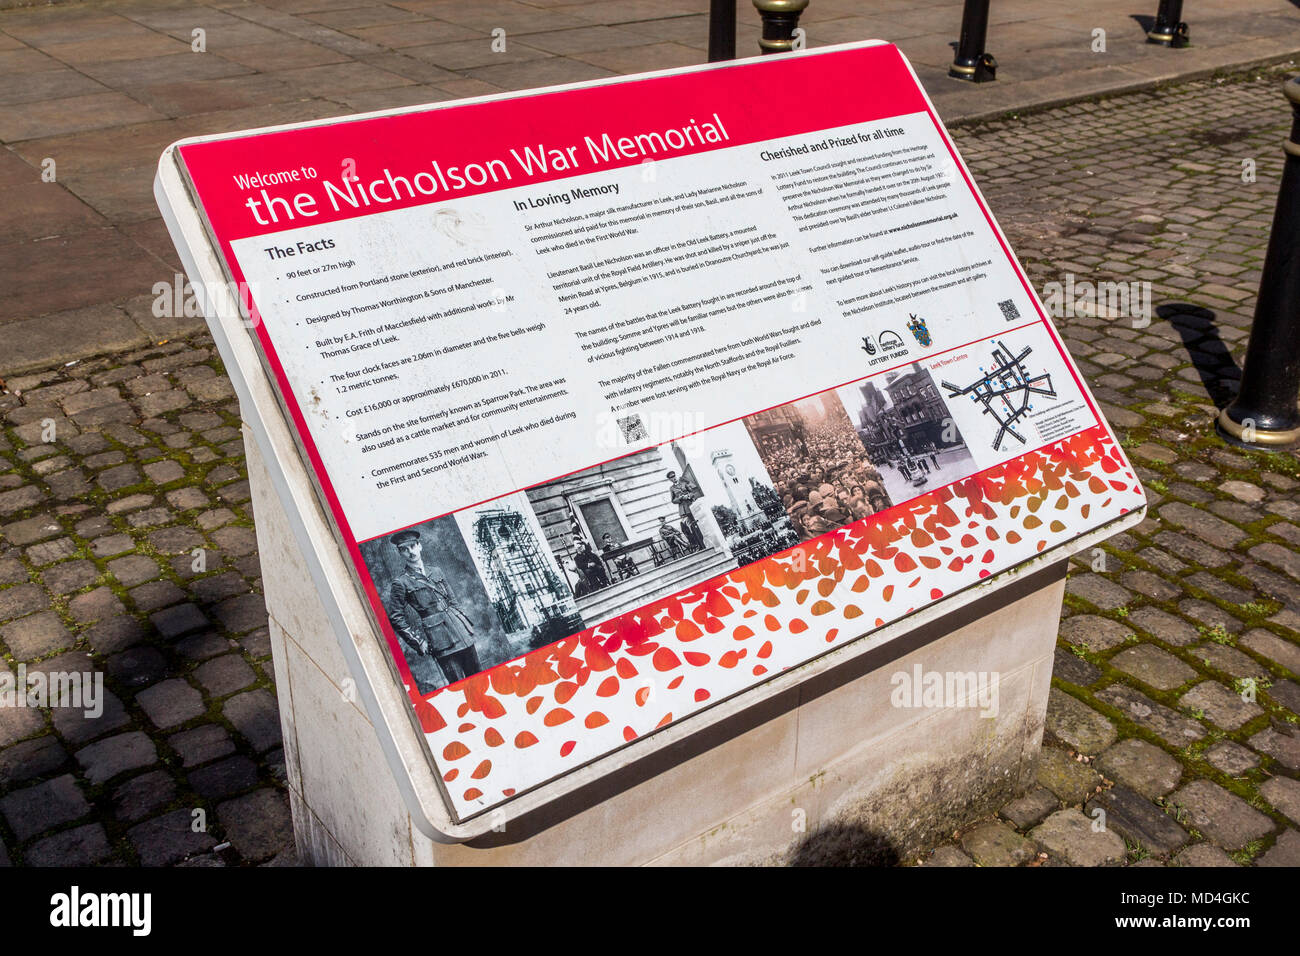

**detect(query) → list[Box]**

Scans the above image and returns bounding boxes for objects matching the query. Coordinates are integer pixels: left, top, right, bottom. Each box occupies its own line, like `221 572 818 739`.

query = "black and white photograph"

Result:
523 445 740 629
359 517 518 694
673 421 801 566
837 362 980 503
452 493 585 655
742 393 896 541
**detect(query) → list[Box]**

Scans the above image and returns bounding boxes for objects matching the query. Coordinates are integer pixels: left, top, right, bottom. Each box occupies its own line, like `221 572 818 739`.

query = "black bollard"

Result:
1216 77 1300 448
708 0 736 62
949 0 997 83
752 0 809 55
1147 0 1189 48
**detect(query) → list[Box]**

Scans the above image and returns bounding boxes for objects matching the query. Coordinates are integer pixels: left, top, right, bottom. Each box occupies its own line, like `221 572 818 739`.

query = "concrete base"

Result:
247 428 1066 866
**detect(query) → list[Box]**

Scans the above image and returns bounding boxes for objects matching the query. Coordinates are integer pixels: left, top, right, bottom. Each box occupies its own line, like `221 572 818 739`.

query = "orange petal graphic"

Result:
596 676 620 697
544 707 574 726
652 647 682 671
442 741 469 761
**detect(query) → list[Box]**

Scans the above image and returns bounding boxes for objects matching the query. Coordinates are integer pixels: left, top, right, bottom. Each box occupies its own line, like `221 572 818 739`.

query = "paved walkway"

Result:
2 0 1300 374
1 5 1300 867
920 65 1300 868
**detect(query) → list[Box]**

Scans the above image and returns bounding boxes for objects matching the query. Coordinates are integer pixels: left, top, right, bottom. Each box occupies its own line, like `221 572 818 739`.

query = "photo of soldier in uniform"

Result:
657 515 689 557
666 469 705 549
837 363 978 504
568 533 611 595
743 393 894 542
601 532 640 581
360 517 517 695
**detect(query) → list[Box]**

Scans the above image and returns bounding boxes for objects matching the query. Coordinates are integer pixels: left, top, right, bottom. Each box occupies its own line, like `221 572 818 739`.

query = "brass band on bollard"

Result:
1147 0 1189 47
949 0 996 82
1214 76 1300 449
1146 25 1189 47
1216 409 1300 446
752 0 809 55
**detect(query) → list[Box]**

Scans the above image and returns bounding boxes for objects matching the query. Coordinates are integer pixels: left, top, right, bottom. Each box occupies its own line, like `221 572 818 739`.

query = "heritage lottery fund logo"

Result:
890 665 999 717
50 887 152 936
860 328 909 368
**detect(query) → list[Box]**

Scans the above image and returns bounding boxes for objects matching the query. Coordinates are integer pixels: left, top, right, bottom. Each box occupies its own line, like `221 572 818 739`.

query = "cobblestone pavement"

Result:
2 0 1299 374
921 64 1300 868
3 64 1300 866
0 345 290 865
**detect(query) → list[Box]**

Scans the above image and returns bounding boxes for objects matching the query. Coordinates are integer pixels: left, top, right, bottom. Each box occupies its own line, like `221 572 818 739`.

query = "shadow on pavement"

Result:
1155 302 1243 409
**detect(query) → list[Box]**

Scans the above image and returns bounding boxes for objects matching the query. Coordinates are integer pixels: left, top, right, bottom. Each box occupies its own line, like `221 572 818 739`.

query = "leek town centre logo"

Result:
906 313 932 347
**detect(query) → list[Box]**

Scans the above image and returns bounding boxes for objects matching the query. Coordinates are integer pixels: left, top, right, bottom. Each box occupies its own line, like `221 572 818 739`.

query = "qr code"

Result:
998 298 1020 322
616 413 647 443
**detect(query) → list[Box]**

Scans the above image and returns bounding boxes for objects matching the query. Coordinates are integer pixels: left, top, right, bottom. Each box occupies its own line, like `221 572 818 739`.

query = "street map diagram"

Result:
942 339 1057 451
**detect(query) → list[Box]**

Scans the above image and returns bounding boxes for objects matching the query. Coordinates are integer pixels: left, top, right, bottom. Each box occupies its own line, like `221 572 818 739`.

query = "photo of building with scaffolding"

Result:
455 498 585 655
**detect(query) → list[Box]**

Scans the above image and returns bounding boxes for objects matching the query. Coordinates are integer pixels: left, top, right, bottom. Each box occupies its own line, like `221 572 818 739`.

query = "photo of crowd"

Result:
742 394 895 542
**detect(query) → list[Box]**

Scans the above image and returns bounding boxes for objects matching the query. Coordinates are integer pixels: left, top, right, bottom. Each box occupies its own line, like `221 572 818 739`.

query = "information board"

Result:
160 41 1145 821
